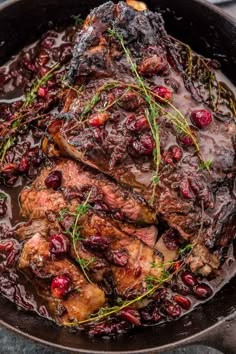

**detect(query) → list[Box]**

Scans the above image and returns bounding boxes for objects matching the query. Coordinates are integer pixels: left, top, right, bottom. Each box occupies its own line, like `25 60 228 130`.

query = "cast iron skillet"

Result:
0 0 236 352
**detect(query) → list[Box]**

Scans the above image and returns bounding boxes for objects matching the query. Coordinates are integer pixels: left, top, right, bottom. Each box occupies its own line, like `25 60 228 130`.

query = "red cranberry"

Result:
170 145 182 162
49 234 69 256
18 157 29 173
173 295 191 310
153 86 172 103
164 301 181 318
193 283 213 299
172 261 182 272
45 170 62 189
181 271 197 287
37 86 47 98
126 114 149 131
180 180 193 199
119 308 141 326
162 150 173 165
0 200 7 218
191 109 212 129
132 133 155 155
83 236 110 252
89 112 110 127
179 134 193 146
51 275 70 299
106 248 129 266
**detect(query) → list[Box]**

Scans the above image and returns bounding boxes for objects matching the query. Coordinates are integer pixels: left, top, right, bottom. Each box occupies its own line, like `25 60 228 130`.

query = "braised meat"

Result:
18 233 105 324
20 158 155 224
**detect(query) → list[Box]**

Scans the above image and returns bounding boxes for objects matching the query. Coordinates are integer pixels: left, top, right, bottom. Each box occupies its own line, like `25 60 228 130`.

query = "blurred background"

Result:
0 0 235 353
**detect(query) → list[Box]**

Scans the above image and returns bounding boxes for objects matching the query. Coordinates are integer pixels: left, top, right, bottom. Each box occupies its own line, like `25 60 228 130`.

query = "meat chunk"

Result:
76 213 163 297
18 233 105 324
20 158 155 225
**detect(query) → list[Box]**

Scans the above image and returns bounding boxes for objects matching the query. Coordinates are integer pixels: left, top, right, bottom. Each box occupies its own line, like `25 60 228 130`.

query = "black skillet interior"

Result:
0 0 236 353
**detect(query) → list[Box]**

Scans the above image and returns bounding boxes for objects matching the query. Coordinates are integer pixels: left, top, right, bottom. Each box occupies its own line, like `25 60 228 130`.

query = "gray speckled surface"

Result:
0 0 235 353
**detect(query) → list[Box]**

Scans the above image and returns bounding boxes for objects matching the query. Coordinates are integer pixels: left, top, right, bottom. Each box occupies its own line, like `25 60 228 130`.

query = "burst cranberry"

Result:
173 295 191 310
191 109 212 129
89 112 110 127
170 146 182 162
106 248 129 266
120 308 141 326
132 133 155 155
153 86 172 103
45 170 62 189
172 261 182 272
83 236 110 252
193 283 213 299
18 157 29 173
162 150 173 165
171 281 191 296
126 114 149 131
0 200 7 218
164 301 181 318
37 86 47 98
51 275 70 299
179 134 193 146
88 320 130 336
49 234 69 256
181 271 197 287
180 179 193 199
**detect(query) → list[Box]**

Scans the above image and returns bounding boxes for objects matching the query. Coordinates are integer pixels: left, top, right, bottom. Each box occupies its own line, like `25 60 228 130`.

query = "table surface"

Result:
0 1 236 353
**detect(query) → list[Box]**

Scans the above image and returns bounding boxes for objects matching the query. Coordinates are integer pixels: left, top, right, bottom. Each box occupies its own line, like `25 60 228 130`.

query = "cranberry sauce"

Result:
0 23 79 319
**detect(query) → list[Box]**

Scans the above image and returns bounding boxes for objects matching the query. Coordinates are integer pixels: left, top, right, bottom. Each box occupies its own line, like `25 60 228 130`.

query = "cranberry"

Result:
164 301 181 318
132 133 155 155
153 86 172 103
0 200 7 218
126 114 149 131
106 248 129 266
171 281 191 296
18 157 29 173
88 320 130 336
89 112 110 127
152 287 167 301
162 229 178 250
119 308 141 326
180 179 193 199
191 109 212 129
173 295 191 310
45 170 62 189
51 275 70 299
83 236 110 252
49 234 69 256
193 283 213 299
37 86 47 98
181 271 197 287
179 134 194 146
170 145 182 162
172 261 182 272
140 303 162 323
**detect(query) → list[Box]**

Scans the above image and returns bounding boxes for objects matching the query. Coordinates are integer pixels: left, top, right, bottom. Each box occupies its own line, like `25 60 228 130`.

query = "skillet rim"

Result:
0 0 236 352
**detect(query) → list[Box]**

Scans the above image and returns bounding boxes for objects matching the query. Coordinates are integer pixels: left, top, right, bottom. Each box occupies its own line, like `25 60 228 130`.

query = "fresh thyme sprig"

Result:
64 236 199 328
108 27 161 203
59 190 94 284
23 62 60 107
199 159 213 171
